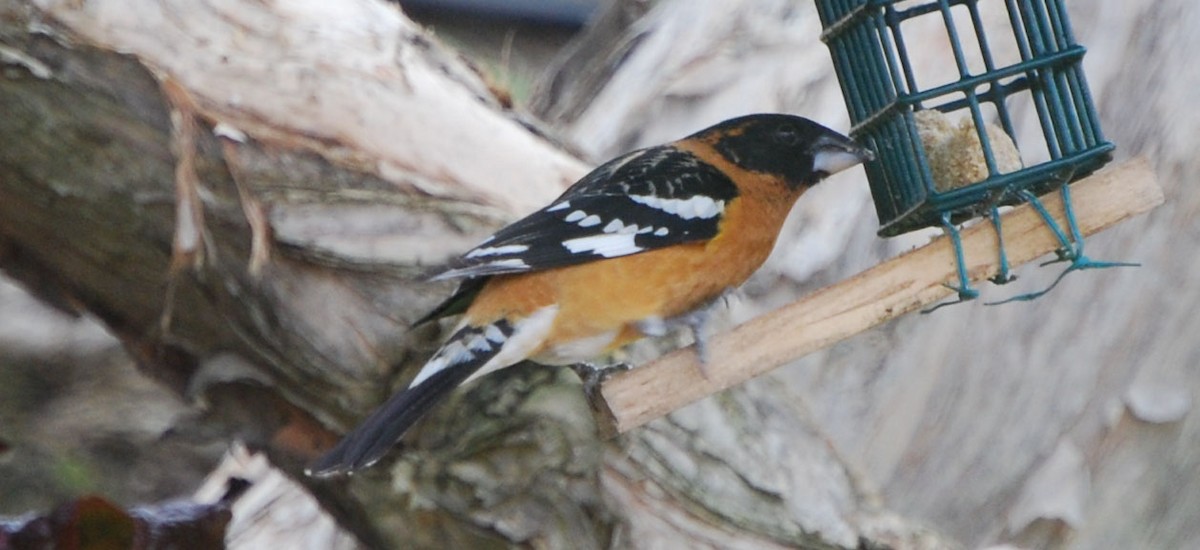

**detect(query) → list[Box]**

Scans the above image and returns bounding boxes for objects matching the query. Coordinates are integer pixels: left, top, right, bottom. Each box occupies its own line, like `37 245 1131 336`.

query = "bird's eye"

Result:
773 124 800 146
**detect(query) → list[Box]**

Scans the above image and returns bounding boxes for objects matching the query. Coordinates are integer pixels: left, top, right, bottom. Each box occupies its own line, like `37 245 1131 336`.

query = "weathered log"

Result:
4 0 1199 548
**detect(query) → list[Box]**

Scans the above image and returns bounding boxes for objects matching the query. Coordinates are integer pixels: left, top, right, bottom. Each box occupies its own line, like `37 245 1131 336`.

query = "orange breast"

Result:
464 166 804 363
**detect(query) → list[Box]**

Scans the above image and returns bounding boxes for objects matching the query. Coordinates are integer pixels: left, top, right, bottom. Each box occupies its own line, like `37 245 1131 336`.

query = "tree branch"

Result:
596 158 1164 435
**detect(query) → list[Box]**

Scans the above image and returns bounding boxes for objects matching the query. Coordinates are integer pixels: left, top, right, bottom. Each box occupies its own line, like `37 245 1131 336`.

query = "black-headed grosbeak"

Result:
308 114 873 476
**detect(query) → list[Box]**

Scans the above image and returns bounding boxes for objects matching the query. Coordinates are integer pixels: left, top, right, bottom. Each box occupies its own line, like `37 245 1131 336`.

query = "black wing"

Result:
433 146 740 280
410 277 487 327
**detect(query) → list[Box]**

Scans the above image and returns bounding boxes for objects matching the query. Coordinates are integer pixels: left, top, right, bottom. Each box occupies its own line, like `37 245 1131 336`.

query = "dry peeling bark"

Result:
1 0 902 546
0 0 606 547
3 0 1199 548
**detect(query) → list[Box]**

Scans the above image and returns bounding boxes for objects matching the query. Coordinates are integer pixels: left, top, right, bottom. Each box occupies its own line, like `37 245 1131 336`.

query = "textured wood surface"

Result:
1 1 598 548
2 0 1197 548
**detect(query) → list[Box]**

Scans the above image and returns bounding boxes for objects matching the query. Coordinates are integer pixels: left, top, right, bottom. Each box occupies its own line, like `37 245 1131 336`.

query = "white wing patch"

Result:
465 333 493 352
465 244 530 258
409 337 476 388
605 219 645 235
561 233 642 258
479 259 529 272
464 305 560 385
602 218 656 236
484 324 507 342
628 195 725 220
407 306 559 389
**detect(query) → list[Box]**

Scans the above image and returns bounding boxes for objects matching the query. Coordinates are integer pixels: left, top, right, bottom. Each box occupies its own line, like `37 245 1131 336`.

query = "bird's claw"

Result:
568 362 632 401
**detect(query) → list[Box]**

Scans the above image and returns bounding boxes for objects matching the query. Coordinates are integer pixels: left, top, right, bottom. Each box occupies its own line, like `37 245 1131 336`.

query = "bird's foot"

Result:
637 288 733 377
684 287 735 377
568 361 632 401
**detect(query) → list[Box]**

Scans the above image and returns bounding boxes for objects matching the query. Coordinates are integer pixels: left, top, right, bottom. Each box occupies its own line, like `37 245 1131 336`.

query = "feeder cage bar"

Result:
815 0 1114 237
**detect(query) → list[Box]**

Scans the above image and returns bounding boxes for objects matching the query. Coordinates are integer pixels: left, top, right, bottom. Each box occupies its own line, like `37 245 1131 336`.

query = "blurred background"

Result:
0 0 597 512
2 0 1197 548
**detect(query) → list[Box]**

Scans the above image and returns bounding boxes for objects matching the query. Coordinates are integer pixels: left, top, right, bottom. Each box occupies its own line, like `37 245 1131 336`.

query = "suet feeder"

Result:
815 0 1128 303
591 2 1164 437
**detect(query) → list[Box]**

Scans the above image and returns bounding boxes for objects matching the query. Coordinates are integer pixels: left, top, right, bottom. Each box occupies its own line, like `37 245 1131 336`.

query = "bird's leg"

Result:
568 361 632 401
681 287 735 376
690 288 731 365
635 288 734 377
922 212 979 313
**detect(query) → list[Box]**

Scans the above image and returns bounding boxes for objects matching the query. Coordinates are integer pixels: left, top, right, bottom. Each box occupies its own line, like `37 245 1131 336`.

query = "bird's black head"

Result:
693 114 874 189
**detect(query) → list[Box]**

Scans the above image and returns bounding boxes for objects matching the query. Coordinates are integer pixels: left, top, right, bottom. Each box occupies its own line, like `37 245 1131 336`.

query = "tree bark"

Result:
3 0 1199 549
1 0 602 547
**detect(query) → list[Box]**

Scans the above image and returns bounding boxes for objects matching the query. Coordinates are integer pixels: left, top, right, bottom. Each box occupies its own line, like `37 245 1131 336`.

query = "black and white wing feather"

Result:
433 146 739 280
308 319 516 475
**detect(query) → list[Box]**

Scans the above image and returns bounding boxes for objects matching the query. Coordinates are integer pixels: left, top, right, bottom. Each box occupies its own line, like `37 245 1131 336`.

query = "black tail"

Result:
306 320 514 477
305 363 475 476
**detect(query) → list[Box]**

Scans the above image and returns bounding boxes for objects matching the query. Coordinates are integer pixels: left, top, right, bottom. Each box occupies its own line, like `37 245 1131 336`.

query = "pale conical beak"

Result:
812 135 874 176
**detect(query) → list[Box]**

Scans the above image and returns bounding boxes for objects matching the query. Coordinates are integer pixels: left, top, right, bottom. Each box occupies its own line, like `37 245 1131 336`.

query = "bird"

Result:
307 113 874 476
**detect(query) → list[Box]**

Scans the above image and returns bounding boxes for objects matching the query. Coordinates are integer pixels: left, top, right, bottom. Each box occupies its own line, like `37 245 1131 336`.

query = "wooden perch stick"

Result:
595 157 1164 436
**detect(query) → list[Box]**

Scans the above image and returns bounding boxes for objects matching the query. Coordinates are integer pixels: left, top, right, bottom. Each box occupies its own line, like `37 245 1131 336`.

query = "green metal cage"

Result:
816 0 1113 237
